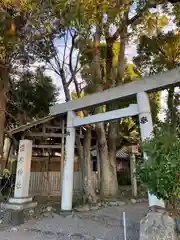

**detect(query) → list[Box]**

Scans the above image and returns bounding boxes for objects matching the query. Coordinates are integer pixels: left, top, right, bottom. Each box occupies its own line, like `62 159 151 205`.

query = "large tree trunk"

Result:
116 28 126 84
96 122 119 198
93 26 120 198
0 72 8 171
167 87 177 133
83 127 97 204
76 130 96 204
94 27 112 198
99 10 129 198
108 122 119 193
75 135 84 190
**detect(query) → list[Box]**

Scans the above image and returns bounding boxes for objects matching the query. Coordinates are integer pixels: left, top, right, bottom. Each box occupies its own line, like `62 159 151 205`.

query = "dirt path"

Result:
0 202 148 240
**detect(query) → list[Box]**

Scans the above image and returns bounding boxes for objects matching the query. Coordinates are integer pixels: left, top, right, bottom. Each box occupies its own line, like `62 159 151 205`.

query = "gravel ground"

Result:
0 202 148 240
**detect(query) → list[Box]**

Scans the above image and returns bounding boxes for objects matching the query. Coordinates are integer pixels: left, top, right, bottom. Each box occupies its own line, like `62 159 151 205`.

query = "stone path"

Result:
0 202 148 240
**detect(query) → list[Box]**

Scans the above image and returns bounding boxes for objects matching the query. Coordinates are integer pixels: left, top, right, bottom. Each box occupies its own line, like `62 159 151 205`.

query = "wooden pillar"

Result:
96 142 100 193
130 152 137 198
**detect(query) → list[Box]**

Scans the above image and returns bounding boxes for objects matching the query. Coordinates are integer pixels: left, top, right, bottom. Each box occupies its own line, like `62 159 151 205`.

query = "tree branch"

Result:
62 31 69 68
128 2 157 25
68 30 81 99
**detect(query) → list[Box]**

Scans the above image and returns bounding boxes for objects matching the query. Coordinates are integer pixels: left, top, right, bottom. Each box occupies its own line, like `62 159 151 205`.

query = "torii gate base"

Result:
61 92 165 211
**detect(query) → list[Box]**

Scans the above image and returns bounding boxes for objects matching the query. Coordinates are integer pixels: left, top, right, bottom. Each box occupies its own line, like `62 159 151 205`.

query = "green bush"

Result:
136 123 180 208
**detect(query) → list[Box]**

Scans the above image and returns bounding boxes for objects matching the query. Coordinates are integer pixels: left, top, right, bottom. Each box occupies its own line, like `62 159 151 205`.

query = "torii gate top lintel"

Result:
50 68 180 115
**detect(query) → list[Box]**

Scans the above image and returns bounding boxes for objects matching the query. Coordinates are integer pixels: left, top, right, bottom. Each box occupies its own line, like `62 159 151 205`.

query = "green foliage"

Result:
135 38 180 206
79 39 160 133
134 31 180 74
7 68 58 127
131 11 168 38
79 40 141 91
0 1 33 57
2 168 10 179
172 2 180 28
136 123 180 206
149 92 161 123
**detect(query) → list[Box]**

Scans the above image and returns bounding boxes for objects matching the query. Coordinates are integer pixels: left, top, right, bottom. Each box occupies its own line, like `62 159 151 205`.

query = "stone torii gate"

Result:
49 68 180 212
4 68 180 216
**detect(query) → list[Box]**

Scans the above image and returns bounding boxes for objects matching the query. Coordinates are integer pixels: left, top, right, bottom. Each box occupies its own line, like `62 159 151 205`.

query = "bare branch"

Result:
62 31 69 68
69 32 77 75
67 30 82 96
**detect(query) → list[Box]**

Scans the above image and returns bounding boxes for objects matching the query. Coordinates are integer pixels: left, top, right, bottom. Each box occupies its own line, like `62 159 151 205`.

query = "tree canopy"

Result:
7 68 58 128
134 31 180 74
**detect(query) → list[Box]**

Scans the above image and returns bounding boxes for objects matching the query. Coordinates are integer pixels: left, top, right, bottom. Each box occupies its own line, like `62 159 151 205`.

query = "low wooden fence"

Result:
29 171 99 196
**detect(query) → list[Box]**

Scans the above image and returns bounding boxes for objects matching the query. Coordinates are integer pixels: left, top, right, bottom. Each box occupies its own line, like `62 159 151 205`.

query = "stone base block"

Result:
9 197 33 204
140 210 178 240
1 198 37 226
59 210 73 216
3 209 24 226
1 200 37 211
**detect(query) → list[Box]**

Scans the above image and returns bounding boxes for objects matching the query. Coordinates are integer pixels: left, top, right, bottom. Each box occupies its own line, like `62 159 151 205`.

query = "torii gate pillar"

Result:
61 111 76 212
137 92 165 208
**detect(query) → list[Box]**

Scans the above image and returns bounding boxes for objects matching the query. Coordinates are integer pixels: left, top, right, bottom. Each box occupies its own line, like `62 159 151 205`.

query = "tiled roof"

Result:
91 146 130 159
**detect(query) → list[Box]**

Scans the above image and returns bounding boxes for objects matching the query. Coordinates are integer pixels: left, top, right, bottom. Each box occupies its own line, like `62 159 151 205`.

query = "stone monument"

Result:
1 140 37 225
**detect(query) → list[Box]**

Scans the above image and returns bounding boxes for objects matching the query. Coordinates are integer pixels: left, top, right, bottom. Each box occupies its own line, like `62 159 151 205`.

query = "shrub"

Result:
136 123 180 208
